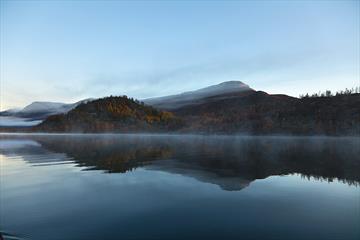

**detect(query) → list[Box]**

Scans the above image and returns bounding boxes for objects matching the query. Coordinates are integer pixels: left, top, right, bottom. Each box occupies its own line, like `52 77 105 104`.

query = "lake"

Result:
0 134 359 240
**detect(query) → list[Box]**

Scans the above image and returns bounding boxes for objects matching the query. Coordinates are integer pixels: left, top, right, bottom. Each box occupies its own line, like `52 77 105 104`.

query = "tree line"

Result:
299 86 360 98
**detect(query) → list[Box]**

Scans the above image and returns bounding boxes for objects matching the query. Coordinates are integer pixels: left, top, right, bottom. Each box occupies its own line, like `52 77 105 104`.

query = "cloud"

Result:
54 49 328 100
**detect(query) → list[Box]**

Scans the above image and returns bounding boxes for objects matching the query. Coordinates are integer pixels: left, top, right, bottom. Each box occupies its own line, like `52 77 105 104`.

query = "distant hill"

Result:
35 96 183 132
144 81 254 110
0 99 93 126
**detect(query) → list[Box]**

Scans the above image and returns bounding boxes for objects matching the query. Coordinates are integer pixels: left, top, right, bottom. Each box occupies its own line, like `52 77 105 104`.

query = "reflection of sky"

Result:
1 1 359 110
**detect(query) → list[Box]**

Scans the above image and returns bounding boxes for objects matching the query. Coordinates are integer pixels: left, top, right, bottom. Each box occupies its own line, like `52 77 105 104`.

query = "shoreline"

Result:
1 131 359 139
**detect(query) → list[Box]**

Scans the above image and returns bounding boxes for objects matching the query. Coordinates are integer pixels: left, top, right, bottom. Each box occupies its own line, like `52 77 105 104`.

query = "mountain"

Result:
0 99 93 126
144 81 254 110
35 96 183 132
3 81 359 135
144 81 360 135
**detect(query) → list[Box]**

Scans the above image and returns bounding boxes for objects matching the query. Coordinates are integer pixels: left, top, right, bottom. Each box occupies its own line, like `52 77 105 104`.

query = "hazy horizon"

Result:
1 79 359 111
1 0 359 110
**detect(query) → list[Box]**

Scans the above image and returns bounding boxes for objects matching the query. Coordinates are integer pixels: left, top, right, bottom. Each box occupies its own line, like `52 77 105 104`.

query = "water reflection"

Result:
1 134 359 191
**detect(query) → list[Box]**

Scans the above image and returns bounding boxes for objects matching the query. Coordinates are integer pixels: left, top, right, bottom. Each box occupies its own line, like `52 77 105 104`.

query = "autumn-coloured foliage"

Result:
36 96 183 132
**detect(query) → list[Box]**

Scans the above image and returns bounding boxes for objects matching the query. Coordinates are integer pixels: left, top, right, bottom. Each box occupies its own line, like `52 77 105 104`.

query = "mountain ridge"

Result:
1 81 359 135
0 81 253 126
144 81 254 110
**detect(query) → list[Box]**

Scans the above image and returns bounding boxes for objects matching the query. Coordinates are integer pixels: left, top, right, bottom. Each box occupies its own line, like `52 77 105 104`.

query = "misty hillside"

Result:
1 81 251 126
36 96 183 132
3 81 359 135
0 99 93 126
144 81 254 110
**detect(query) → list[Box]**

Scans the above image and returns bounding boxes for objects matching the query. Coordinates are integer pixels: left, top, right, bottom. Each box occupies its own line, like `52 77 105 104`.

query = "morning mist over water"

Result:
0 134 359 239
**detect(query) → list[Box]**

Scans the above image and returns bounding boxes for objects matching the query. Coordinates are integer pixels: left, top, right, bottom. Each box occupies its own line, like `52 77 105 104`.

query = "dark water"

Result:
0 134 359 240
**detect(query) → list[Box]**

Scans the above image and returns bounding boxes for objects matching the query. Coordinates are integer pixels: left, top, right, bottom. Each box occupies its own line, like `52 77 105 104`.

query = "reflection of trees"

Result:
299 174 359 187
173 137 360 186
30 135 360 187
37 136 173 173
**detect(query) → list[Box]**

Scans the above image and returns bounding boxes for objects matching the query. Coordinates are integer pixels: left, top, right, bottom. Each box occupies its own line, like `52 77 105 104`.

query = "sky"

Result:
0 0 359 110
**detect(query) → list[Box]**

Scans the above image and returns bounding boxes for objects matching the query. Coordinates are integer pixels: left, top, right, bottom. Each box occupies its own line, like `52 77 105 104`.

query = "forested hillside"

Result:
36 96 183 132
173 91 360 135
15 90 360 136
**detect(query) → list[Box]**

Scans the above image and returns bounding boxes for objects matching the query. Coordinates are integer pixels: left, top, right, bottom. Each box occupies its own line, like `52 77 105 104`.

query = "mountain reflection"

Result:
1 135 359 190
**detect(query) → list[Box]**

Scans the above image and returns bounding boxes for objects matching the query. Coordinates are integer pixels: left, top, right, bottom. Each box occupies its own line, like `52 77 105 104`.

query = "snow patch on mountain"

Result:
21 99 94 114
21 102 69 113
144 81 253 109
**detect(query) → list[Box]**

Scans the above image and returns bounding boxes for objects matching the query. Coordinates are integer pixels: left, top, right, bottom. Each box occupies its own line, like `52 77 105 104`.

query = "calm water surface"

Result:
0 134 359 240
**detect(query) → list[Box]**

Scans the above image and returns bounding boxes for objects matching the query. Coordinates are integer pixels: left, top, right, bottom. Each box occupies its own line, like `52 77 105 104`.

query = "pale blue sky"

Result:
1 0 359 110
